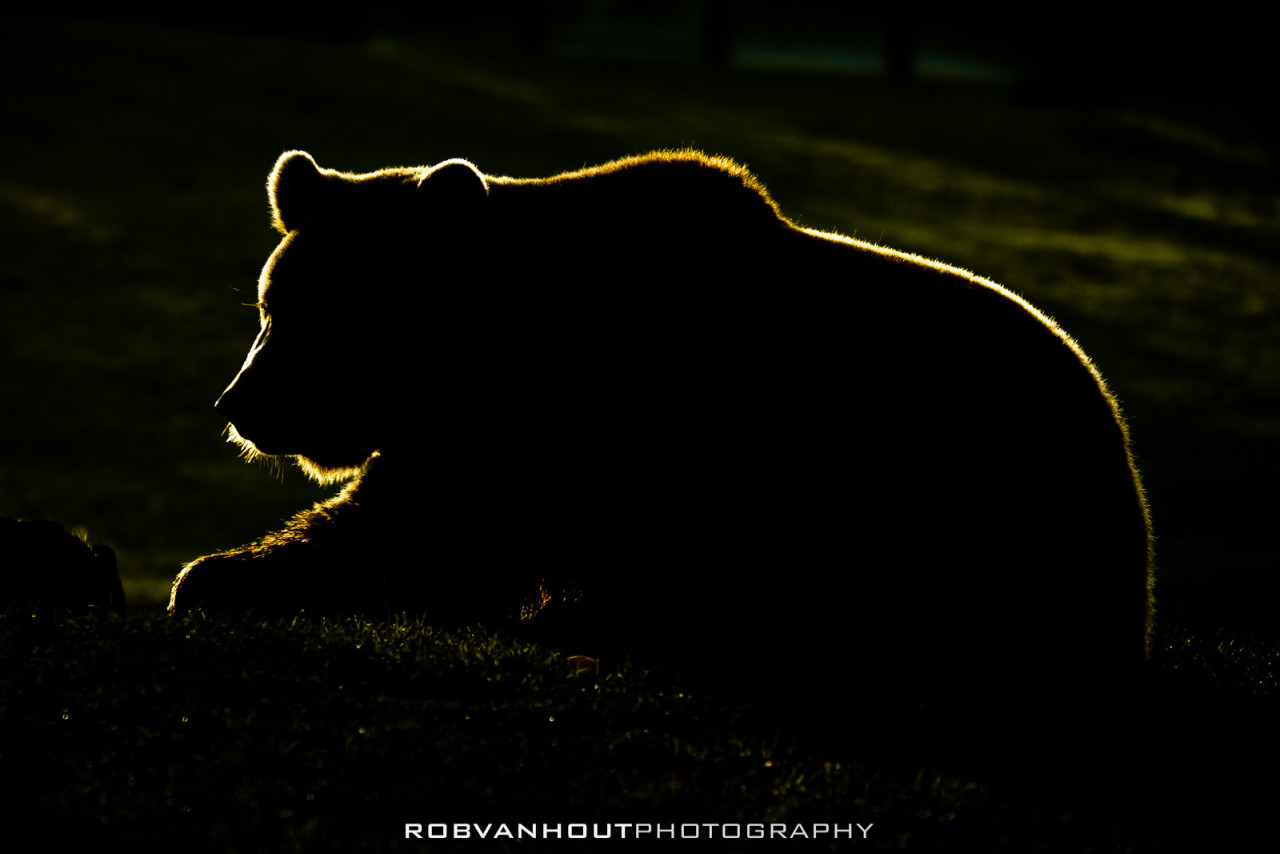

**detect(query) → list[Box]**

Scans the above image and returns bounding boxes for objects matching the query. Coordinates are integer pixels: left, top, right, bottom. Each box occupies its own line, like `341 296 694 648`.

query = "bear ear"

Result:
269 150 330 233
415 159 489 223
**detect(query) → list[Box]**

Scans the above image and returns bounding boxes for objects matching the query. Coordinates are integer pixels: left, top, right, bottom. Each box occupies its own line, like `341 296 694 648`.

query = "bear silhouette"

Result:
171 150 1153 699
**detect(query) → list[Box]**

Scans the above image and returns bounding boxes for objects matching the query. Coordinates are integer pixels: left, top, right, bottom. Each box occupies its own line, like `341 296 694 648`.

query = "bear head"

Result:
215 150 491 483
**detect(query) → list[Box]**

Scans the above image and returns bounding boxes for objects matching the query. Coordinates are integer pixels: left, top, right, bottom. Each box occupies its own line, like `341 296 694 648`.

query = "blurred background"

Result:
1 3 1276 642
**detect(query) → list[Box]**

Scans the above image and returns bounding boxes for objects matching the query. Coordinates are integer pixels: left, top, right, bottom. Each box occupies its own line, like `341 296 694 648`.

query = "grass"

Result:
0 608 944 851
2 13 1278 851
4 606 1279 851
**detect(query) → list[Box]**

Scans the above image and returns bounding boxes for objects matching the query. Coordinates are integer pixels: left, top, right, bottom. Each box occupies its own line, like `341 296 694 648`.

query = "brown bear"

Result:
170 149 1153 699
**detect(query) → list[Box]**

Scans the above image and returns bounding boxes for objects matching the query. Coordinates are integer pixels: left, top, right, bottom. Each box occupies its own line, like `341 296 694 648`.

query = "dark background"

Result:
2 2 1276 642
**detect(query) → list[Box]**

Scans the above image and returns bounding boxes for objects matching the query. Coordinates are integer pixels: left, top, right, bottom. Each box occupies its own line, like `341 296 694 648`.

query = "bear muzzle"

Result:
216 382 292 457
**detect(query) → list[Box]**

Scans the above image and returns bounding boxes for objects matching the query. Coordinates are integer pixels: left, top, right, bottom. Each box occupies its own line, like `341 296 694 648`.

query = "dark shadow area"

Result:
0 518 124 612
